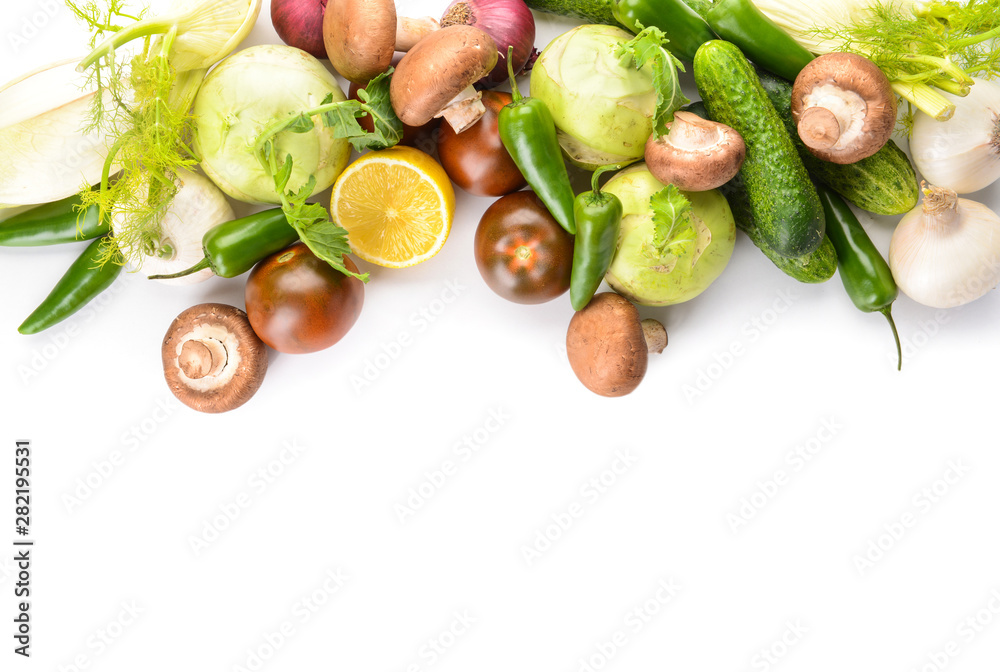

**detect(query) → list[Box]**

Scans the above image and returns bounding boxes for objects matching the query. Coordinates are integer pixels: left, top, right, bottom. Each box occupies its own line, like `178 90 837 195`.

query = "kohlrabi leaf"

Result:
284 113 317 134
273 152 294 194
255 69 403 158
262 162 368 283
649 184 696 259
351 70 404 151
616 25 689 137
286 201 369 283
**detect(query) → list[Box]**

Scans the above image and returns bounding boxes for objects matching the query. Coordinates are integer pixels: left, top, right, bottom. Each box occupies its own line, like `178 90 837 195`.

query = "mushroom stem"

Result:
437 85 486 133
641 319 667 354
797 106 844 151
396 16 439 51
178 338 228 380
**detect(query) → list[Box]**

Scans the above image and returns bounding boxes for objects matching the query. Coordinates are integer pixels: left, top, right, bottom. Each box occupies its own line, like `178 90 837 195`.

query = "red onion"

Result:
440 0 536 89
271 0 328 60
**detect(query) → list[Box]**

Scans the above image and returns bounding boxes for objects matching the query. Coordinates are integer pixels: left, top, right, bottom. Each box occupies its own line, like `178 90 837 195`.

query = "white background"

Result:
2 1 1000 671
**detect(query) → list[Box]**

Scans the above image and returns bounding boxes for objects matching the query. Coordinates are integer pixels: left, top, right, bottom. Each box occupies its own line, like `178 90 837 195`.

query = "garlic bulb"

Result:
910 77 1000 194
113 169 234 286
889 185 1000 308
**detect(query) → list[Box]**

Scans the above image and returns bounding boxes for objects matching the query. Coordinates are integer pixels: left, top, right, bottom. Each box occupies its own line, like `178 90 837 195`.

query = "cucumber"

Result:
718 172 837 283
685 102 836 283
756 69 919 216
523 0 616 25
693 40 825 258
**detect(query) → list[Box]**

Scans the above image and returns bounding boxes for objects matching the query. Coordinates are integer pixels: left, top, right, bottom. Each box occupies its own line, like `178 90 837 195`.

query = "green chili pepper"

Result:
817 185 902 371
705 0 814 82
612 0 717 62
498 47 577 235
0 194 107 247
148 207 299 280
18 236 121 335
570 166 623 311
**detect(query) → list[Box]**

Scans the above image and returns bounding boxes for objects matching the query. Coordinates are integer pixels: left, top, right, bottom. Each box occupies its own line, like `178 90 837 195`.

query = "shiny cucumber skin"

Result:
756 69 919 216
694 40 825 259
683 101 836 283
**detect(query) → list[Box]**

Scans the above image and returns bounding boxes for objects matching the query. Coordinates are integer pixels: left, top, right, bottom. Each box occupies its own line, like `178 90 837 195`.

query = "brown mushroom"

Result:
791 52 897 164
645 111 746 191
323 0 439 84
162 303 269 413
566 293 667 397
389 25 498 134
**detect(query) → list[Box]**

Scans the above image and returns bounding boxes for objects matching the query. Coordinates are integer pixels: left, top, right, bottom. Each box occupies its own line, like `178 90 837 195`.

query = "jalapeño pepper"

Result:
705 0 814 82
817 185 902 370
611 0 717 62
148 207 299 280
498 47 577 235
0 194 107 246
570 166 623 310
19 236 121 335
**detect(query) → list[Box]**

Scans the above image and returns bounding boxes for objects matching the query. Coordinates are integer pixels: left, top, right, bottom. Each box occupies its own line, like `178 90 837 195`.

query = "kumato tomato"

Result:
474 191 574 304
245 242 364 354
437 90 527 197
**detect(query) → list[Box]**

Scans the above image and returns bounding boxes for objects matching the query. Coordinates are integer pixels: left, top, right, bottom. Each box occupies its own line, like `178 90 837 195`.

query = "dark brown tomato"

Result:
348 80 440 148
245 242 365 354
437 90 527 197
474 191 574 304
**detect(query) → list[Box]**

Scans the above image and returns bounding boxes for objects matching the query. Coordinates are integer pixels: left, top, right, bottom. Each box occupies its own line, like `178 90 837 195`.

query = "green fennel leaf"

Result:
813 0 1000 88
615 25 689 137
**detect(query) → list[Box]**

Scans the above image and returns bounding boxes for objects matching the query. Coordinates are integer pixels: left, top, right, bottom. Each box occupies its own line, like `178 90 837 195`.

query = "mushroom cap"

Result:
645 111 746 191
162 303 269 413
566 293 650 397
323 0 396 84
791 52 897 164
390 25 498 127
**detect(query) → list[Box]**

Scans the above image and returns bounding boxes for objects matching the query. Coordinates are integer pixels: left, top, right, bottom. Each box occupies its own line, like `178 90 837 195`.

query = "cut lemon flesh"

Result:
331 146 455 268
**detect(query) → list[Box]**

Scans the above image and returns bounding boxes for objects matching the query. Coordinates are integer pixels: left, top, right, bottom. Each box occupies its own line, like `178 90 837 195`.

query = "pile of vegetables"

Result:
4 0 1000 407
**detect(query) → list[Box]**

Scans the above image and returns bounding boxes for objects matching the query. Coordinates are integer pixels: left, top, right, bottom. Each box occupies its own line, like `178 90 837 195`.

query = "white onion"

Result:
889 185 1000 308
910 77 1000 194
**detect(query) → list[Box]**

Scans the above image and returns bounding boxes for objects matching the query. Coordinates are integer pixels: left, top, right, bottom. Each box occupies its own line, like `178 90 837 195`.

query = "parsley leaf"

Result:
648 185 696 259
615 25 689 137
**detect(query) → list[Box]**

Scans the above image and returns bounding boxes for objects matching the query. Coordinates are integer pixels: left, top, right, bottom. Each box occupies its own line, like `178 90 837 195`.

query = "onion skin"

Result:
440 0 536 88
910 77 1000 195
889 185 1000 309
271 0 328 59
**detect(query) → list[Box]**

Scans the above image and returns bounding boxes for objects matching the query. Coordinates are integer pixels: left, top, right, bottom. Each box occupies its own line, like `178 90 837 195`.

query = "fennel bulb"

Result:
752 0 916 54
0 59 113 208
